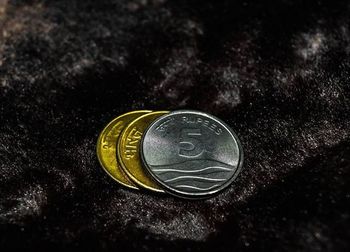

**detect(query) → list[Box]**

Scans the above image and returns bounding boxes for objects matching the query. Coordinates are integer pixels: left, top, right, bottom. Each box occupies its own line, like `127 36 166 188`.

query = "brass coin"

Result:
118 111 169 192
96 110 152 189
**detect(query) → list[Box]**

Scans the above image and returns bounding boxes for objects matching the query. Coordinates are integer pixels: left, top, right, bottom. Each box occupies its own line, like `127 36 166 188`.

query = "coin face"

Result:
118 111 169 192
141 110 243 199
96 110 151 189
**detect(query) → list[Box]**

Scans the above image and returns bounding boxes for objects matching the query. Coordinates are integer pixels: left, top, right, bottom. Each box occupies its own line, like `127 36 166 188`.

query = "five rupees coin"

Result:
141 110 243 199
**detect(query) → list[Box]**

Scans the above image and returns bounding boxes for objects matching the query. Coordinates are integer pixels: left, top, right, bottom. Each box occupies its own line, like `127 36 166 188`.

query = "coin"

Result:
118 111 169 192
96 110 152 189
141 110 243 199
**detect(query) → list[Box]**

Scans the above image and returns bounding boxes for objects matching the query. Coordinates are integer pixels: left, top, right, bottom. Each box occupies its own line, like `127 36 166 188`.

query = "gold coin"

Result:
96 110 152 189
118 111 169 192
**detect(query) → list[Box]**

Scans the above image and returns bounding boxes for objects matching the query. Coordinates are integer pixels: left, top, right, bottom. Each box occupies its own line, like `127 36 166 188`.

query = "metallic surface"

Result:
96 110 151 189
118 111 169 192
141 110 243 199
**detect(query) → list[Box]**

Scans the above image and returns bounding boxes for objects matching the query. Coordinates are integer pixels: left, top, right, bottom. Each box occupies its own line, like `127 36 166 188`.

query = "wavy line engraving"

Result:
150 158 233 168
152 166 231 174
150 159 235 192
165 176 226 183
175 184 219 191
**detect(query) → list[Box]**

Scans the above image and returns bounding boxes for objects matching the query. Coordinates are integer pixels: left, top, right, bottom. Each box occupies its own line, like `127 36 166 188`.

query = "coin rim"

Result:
96 110 152 189
141 110 244 199
117 110 170 193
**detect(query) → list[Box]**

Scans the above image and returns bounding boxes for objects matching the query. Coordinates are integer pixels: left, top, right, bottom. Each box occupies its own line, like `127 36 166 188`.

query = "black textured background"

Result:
0 0 350 251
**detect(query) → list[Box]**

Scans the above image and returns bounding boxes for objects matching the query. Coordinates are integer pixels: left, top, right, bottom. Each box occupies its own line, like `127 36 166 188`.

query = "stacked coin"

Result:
97 110 243 199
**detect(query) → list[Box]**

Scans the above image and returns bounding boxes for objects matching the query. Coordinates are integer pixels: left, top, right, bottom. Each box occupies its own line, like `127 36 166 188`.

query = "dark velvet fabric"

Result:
0 0 349 251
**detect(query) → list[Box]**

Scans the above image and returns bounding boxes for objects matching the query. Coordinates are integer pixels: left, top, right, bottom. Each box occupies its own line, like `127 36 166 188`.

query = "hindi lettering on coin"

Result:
96 110 151 189
141 110 243 199
118 111 169 192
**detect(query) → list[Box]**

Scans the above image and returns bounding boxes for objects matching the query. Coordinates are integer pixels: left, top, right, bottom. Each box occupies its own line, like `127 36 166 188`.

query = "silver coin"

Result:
141 110 243 199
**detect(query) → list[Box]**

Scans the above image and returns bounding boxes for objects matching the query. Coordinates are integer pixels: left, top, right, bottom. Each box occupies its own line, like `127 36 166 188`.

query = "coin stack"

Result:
96 110 243 199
